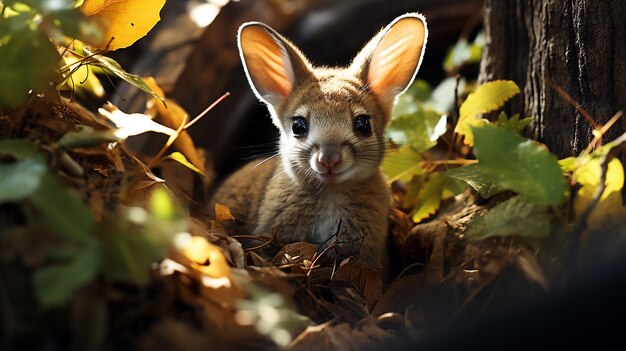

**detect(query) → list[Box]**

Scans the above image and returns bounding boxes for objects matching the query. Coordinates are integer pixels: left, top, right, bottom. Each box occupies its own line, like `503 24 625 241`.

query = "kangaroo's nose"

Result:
318 151 341 172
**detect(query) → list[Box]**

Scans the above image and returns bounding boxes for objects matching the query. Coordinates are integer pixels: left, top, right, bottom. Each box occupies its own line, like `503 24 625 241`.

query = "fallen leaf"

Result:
215 203 236 222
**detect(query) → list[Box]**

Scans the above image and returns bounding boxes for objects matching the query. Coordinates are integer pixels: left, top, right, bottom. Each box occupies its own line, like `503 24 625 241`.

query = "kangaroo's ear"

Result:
351 13 428 111
238 22 312 107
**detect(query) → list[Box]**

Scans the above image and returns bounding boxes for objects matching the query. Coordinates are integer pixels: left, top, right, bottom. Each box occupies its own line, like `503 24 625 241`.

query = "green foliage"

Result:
383 145 424 184
444 31 484 74
0 139 46 203
388 79 447 153
444 163 502 199
34 239 101 307
466 196 550 239
456 80 520 145
0 0 163 108
83 47 165 104
0 138 180 306
0 21 60 107
494 112 532 133
406 173 459 222
471 125 566 206
30 173 94 243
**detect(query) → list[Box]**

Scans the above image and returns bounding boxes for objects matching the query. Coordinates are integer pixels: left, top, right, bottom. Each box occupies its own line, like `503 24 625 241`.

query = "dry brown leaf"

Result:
333 261 382 312
215 203 236 222
372 273 427 315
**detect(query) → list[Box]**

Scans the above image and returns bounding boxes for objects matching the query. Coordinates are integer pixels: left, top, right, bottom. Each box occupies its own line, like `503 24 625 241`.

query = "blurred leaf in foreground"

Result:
34 240 100 307
0 25 60 107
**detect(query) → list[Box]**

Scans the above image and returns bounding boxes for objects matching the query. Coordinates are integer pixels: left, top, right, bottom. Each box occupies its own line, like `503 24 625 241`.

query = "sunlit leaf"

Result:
410 173 451 222
388 110 446 153
60 53 105 97
177 234 232 279
149 187 176 220
34 240 100 307
471 125 566 206
382 146 424 183
573 157 626 227
455 80 520 145
444 163 504 199
98 104 175 139
466 196 550 239
166 152 205 176
444 32 484 74
84 48 165 102
494 112 532 133
80 0 166 50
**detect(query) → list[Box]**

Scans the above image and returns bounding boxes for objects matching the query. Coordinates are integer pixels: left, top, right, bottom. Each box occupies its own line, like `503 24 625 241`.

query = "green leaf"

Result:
494 112 532 133
57 126 122 148
388 110 447 152
466 196 550 239
472 125 566 206
29 174 93 243
382 146 423 183
0 138 40 159
0 158 47 203
444 163 503 199
167 152 206 176
443 32 484 74
34 240 100 307
455 80 520 145
410 173 450 222
0 25 61 108
84 48 165 103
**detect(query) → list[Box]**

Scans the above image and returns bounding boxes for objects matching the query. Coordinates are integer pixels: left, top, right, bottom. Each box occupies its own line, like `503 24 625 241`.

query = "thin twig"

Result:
546 78 600 130
184 92 230 130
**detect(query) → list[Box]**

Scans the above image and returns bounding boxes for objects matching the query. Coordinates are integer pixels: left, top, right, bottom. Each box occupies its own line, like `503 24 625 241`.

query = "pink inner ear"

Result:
241 26 294 102
367 17 426 104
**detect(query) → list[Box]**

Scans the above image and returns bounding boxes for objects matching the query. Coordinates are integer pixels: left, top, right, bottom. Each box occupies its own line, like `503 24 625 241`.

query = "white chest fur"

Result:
310 192 350 243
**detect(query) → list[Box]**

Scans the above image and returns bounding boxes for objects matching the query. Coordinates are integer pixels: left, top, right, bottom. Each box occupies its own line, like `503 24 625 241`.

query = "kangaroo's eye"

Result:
291 117 308 137
354 115 372 134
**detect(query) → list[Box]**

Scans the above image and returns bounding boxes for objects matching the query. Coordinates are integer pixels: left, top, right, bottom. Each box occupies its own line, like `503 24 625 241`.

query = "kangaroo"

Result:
211 13 428 269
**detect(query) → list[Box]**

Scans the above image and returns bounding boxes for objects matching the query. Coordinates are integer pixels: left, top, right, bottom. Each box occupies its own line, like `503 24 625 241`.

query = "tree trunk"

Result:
479 0 626 158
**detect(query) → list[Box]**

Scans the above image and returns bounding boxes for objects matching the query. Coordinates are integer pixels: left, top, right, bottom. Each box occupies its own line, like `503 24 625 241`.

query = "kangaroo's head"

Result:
238 13 428 187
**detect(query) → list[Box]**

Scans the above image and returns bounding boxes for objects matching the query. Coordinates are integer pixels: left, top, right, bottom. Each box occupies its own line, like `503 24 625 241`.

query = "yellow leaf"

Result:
61 53 105 97
455 80 520 145
181 235 232 279
573 157 626 227
215 203 236 222
144 77 205 173
80 0 166 50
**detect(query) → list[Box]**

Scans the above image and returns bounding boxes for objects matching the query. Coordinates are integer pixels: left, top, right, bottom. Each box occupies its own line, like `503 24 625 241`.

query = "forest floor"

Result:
0 95 562 351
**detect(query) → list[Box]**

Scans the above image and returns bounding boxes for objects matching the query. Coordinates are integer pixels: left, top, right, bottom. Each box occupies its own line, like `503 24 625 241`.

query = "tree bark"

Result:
479 0 626 158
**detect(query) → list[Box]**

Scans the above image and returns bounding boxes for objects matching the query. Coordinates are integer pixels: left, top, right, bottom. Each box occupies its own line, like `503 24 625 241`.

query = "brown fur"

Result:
210 13 428 269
